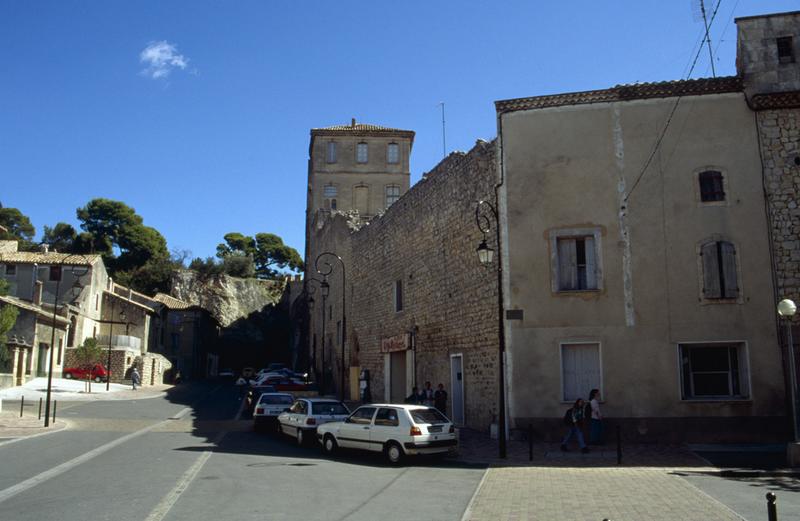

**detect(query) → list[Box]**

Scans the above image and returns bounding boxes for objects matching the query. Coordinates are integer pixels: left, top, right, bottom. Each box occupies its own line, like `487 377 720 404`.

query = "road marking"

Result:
460 468 489 521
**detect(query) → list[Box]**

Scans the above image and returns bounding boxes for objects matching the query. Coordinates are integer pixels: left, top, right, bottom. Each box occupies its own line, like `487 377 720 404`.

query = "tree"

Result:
216 232 302 278
189 257 224 279
0 206 36 251
0 280 19 372
73 337 104 393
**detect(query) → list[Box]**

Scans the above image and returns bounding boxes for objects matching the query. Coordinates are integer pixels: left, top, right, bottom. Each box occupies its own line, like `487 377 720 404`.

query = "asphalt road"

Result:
0 383 486 521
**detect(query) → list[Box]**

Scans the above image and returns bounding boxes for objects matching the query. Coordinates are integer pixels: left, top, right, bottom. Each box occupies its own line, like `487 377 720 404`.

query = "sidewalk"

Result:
455 429 747 521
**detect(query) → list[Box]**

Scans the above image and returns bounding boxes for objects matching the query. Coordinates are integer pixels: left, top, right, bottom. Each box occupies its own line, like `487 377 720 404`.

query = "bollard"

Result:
38 397 42 420
528 423 533 461
616 424 622 465
20 396 24 418
766 492 777 521
52 400 57 424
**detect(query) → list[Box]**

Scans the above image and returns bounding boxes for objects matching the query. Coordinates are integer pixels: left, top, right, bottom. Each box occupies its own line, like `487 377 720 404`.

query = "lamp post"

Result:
304 277 323 385
320 278 329 395
106 306 126 391
476 200 507 458
778 298 798 441
315 252 346 401
44 254 88 427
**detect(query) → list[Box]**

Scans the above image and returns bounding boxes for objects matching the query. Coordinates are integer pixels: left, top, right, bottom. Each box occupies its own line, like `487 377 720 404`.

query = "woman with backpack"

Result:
561 398 589 453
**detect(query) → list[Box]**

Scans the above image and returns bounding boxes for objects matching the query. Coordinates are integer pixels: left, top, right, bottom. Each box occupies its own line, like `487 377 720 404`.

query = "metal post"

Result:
38 397 42 420
616 424 622 465
52 400 57 424
19 396 23 418
766 492 777 521
106 298 115 391
321 292 327 396
44 273 62 427
315 253 347 401
786 320 798 441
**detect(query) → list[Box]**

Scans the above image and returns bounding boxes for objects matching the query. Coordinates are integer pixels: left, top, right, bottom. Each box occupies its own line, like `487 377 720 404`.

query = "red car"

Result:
63 364 109 383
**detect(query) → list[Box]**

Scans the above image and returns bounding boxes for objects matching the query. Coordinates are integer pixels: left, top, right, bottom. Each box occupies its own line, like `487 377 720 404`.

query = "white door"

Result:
561 343 601 401
450 354 464 425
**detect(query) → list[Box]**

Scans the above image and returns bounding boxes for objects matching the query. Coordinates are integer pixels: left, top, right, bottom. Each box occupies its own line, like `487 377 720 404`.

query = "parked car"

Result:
277 398 350 446
316 404 457 464
63 364 109 383
245 384 278 413
253 392 294 432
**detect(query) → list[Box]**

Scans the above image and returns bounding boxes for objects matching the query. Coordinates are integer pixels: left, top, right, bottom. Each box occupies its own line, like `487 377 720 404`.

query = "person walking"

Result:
131 367 141 391
588 388 603 445
434 383 448 415
561 398 589 453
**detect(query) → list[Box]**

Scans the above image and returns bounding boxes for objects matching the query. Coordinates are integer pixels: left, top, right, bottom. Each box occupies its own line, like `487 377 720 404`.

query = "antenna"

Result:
438 102 446 159
692 0 717 77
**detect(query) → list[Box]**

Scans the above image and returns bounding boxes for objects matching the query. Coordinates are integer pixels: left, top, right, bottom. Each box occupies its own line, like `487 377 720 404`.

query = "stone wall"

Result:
307 139 500 430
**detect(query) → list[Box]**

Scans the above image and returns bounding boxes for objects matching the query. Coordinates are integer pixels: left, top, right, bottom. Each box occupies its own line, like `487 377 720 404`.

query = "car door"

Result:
336 407 376 450
284 399 306 435
370 407 401 452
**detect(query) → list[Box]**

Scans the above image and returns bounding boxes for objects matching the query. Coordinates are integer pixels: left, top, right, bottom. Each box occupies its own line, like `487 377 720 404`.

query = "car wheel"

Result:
94 376 102 383
296 429 306 446
64 372 73 379
322 434 337 455
385 441 404 465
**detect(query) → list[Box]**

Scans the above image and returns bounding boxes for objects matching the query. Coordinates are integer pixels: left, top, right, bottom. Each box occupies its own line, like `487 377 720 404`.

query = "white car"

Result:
277 398 350 446
252 392 294 432
316 404 457 464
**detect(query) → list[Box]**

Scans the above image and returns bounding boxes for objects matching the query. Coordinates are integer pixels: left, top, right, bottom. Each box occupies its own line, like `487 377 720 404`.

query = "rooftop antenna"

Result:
438 102 446 159
692 0 717 77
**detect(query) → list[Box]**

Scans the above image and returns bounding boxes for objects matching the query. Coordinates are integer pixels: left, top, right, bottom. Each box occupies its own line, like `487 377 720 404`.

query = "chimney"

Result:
34 280 43 306
351 118 356 128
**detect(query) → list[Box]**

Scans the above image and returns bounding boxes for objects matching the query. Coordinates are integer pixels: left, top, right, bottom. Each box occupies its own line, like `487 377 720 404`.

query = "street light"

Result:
106 305 126 391
304 277 323 388
475 200 507 458
778 298 798 441
44 254 88 427
315 252 346 401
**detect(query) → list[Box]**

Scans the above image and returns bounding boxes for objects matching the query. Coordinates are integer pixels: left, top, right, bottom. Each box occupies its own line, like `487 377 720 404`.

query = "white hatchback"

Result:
316 404 457 464
252 392 294 432
277 398 350 446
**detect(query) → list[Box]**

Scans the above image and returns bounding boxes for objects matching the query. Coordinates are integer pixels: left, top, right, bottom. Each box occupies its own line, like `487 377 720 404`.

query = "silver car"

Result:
277 398 350 446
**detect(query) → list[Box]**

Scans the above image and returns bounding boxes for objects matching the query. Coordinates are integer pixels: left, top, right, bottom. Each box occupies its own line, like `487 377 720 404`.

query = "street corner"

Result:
0 410 68 445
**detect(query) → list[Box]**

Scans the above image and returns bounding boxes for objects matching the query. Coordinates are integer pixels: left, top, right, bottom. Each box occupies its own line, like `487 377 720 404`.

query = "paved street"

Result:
1 382 798 521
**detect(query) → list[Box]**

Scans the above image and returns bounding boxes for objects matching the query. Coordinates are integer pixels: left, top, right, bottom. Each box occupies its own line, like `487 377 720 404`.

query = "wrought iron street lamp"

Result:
315 252 346 401
778 298 798 441
475 200 507 458
44 254 88 427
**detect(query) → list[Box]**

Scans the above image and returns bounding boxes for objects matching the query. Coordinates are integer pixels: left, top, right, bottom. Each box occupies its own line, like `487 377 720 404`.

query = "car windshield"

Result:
410 408 449 425
259 395 293 405
311 402 348 415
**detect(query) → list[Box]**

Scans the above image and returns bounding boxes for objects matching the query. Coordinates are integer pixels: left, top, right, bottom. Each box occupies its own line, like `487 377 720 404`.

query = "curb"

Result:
0 418 70 448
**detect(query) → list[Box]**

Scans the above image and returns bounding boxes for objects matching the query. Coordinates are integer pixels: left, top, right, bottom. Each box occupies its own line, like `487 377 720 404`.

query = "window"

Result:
326 141 337 163
290 400 308 414
95 294 99 311
701 241 739 299
394 279 403 312
354 184 369 215
699 170 725 202
556 236 598 291
357 142 368 163
348 406 377 424
778 36 795 64
4 264 15 276
561 343 601 402
387 143 399 164
312 401 348 415
49 265 62 282
679 343 749 399
375 407 400 426
323 184 338 211
386 185 400 207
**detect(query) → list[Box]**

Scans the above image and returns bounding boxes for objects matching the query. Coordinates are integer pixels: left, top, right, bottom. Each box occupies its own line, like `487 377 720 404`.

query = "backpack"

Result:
563 408 573 426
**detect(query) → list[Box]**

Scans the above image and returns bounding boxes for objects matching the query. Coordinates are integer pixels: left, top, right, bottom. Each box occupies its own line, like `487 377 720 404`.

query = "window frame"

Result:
387 142 400 164
698 170 726 203
677 341 751 401
4 264 16 276
356 142 368 164
559 341 603 403
549 227 604 294
326 141 337 163
777 36 795 64
394 279 403 312
697 238 742 304
49 265 62 282
694 167 729 206
385 185 401 208
374 407 400 427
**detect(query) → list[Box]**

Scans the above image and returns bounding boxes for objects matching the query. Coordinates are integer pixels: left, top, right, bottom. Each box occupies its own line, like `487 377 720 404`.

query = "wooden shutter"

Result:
720 242 739 298
558 239 577 290
701 242 721 298
562 344 601 401
584 236 597 289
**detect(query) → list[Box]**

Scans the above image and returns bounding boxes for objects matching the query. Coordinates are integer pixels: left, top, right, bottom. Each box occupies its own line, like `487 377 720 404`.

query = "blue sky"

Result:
2 0 798 262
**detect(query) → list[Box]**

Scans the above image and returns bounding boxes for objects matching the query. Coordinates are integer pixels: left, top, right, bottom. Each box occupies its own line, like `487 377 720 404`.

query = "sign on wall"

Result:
380 333 410 353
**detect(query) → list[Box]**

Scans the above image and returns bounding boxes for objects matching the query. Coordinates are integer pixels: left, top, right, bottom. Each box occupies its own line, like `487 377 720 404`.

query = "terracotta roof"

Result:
104 290 157 313
495 76 743 114
749 91 800 110
153 293 193 310
0 295 70 324
0 251 100 266
313 122 412 133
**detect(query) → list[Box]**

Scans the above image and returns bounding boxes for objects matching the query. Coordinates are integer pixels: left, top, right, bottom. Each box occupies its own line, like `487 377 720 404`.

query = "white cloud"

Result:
139 41 189 79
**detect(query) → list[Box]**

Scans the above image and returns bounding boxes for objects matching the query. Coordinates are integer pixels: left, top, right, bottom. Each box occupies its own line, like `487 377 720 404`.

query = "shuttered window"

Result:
680 343 749 399
357 142 368 163
701 241 739 299
326 141 337 163
561 343 601 402
699 170 725 202
557 236 597 291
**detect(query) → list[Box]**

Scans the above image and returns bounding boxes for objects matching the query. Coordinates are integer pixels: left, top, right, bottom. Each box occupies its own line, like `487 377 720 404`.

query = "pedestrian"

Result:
131 367 141 391
588 388 603 445
423 381 434 407
561 398 589 453
405 386 425 404
434 383 448 415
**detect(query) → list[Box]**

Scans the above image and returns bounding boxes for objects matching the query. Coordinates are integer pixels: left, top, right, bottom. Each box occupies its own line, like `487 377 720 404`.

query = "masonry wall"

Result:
308 139 499 430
